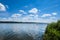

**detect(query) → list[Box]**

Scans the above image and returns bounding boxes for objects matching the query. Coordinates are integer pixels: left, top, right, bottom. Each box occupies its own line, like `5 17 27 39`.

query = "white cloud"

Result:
50 17 56 20
39 18 57 23
41 14 51 17
52 13 57 15
35 15 38 18
19 10 24 13
28 8 38 14
0 14 57 23
0 13 57 23
21 16 57 23
0 3 6 11
11 13 22 18
19 10 27 14
29 14 35 17
0 7 57 23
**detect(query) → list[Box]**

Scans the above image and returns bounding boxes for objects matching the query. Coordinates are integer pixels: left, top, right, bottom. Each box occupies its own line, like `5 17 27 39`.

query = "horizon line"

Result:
0 21 48 24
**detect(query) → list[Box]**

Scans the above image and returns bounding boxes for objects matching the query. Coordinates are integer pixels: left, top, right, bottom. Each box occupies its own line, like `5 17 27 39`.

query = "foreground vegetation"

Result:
43 20 60 40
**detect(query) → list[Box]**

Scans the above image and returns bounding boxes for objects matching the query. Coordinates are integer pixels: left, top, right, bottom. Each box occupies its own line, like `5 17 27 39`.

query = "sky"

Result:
0 0 60 23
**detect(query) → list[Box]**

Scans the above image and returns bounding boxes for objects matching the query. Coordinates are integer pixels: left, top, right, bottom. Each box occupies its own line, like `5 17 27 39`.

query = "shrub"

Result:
43 20 60 40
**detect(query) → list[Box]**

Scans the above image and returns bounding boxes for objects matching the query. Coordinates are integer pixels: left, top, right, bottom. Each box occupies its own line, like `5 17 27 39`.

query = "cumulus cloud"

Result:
0 14 57 23
0 13 22 21
34 15 38 18
19 10 27 14
28 8 38 14
0 3 6 11
39 18 57 23
0 13 57 23
41 14 51 17
22 17 57 23
29 14 35 17
52 12 57 15
11 13 22 18
50 17 56 19
0 7 57 23
19 10 24 12
22 16 33 22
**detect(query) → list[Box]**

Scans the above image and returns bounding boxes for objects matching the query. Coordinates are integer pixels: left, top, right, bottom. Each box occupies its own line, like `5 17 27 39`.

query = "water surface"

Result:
0 23 47 40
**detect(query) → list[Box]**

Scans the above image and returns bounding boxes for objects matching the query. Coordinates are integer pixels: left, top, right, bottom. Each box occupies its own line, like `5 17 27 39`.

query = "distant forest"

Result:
0 21 48 24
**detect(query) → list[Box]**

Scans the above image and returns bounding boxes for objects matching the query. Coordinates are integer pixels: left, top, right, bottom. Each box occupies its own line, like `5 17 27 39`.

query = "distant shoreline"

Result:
0 21 48 24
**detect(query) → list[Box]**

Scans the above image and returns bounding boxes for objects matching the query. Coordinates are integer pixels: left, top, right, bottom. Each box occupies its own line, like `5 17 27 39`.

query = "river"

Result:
0 23 47 40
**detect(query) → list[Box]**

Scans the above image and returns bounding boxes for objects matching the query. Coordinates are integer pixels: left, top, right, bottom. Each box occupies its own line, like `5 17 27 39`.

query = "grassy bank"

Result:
43 20 60 40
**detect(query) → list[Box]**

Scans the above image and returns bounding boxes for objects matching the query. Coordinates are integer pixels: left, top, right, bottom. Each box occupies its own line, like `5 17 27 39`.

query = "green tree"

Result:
43 20 60 40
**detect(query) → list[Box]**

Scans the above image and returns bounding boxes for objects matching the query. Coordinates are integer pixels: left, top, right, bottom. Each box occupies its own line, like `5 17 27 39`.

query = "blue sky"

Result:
0 0 60 23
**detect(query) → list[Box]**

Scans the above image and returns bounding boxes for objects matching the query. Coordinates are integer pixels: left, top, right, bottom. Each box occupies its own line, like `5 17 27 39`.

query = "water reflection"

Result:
0 23 47 40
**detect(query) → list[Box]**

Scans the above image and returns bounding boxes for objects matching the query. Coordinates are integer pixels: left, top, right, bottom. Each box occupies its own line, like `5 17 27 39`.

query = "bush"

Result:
43 20 60 40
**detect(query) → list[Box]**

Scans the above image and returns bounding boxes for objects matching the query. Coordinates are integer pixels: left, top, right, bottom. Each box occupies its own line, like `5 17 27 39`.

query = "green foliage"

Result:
43 20 60 40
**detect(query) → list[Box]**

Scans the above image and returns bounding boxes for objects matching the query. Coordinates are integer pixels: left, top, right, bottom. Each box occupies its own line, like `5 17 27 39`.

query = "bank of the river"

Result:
43 20 60 40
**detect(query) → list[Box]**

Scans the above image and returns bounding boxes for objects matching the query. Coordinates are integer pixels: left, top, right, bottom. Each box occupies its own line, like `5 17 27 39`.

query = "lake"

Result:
0 23 47 40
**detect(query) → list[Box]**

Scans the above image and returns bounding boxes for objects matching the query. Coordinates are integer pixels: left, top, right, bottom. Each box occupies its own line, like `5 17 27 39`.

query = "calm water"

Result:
0 23 47 40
